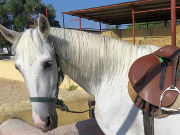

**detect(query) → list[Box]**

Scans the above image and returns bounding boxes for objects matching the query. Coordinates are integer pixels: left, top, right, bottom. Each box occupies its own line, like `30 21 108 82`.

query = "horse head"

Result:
0 14 63 131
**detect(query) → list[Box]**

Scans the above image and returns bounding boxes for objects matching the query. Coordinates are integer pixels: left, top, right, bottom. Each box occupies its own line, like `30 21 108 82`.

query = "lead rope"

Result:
52 96 94 113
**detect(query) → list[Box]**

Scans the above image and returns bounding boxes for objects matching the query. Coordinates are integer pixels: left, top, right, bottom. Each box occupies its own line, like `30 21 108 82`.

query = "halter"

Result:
29 44 92 113
29 43 70 111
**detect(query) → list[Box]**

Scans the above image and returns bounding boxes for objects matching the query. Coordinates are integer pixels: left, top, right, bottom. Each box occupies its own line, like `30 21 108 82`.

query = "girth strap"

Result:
170 55 179 88
143 111 154 135
159 54 180 90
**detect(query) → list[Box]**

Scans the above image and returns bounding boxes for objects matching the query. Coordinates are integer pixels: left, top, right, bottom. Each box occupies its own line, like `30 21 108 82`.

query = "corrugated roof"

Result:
63 0 180 25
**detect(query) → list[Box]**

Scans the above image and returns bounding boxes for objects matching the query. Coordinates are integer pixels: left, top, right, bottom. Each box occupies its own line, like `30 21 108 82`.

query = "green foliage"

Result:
0 2 11 48
68 85 78 91
25 0 41 13
3 0 26 32
24 0 56 20
4 0 24 16
0 0 56 49
43 4 56 21
0 34 10 48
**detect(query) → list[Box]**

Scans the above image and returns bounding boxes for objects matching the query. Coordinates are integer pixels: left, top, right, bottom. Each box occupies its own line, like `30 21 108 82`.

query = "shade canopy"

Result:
63 0 180 25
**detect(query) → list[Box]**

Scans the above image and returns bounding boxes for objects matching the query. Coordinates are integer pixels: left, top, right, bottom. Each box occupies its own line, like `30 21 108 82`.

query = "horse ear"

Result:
38 14 50 37
0 24 20 44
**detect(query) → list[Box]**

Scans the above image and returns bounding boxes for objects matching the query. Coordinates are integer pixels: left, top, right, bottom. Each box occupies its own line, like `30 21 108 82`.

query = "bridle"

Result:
29 44 93 113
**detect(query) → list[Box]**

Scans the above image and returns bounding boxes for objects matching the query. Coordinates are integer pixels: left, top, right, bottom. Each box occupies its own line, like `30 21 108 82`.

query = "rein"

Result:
29 44 93 114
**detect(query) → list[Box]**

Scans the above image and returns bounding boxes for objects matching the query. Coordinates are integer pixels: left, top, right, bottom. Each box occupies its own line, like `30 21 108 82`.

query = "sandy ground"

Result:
0 77 94 105
0 77 94 126
0 78 29 105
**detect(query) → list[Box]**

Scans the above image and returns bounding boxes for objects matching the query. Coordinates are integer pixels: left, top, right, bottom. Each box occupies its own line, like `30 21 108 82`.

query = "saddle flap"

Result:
129 53 179 107
129 54 160 87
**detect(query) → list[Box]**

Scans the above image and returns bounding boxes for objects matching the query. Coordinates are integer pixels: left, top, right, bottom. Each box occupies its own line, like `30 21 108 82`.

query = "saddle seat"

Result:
129 45 180 113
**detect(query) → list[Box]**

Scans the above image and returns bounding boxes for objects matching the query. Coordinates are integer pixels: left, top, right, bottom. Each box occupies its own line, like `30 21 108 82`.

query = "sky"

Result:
42 0 135 30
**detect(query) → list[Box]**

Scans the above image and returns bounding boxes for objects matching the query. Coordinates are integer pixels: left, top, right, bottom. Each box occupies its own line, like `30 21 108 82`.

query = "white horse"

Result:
1 14 180 134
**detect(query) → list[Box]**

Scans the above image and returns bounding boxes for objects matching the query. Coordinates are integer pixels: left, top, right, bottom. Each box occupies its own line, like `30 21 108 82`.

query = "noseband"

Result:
30 97 69 111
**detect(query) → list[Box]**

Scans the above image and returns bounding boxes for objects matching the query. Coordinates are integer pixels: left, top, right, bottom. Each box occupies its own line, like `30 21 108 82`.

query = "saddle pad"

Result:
129 54 179 107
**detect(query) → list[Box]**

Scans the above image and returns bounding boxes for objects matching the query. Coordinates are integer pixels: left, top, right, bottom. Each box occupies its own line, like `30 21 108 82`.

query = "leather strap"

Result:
143 112 154 135
170 55 179 88
30 97 54 102
30 97 69 111
159 61 167 90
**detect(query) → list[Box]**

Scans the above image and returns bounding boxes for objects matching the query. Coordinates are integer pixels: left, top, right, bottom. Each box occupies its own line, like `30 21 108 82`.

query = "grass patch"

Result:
68 85 78 91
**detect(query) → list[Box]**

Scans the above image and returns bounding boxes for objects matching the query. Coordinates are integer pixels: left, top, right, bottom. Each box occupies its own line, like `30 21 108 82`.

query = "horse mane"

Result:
13 26 159 94
14 27 159 76
49 28 159 92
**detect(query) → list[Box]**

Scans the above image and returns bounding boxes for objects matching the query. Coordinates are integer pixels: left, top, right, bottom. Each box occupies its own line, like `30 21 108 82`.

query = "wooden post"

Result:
99 22 102 32
79 17 82 31
147 22 149 29
46 8 48 18
171 0 176 46
132 9 135 45
62 13 65 28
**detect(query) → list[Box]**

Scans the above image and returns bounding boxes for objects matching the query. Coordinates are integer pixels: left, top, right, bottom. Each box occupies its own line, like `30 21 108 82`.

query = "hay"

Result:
101 25 180 48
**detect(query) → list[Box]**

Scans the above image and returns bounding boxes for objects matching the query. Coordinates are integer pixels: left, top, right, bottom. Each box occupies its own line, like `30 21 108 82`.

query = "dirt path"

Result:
0 77 94 105
0 77 94 127
0 78 29 105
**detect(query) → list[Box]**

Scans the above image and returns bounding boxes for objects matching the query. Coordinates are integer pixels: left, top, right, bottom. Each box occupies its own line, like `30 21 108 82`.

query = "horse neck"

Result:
49 28 159 97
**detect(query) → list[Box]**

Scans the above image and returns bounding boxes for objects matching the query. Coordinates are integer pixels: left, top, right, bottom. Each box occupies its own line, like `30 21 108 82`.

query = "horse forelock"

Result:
15 28 52 64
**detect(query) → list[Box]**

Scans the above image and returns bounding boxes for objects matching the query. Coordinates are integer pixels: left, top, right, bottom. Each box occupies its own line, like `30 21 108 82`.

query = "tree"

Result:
0 0 56 54
3 0 27 32
24 0 56 27
0 1 11 53
43 4 56 21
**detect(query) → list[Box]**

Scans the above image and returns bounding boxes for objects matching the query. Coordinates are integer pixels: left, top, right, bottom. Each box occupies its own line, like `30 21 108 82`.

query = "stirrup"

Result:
159 86 180 112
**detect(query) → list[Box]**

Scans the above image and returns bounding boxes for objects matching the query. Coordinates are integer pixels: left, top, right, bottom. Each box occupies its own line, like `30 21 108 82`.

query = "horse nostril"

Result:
45 116 51 128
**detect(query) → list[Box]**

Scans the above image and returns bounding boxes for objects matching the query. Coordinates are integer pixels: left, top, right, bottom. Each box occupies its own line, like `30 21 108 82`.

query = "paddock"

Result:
0 0 180 134
1 26 180 135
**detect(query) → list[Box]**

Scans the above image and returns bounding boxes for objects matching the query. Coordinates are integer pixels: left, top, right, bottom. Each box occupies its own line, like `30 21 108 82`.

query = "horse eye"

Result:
43 61 53 69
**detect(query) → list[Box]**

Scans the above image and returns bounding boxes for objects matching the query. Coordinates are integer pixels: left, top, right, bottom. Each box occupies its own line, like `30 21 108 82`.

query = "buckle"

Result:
52 98 69 112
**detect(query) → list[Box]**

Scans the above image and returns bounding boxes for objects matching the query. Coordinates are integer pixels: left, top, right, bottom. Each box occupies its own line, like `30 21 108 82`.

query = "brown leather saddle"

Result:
129 45 180 115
